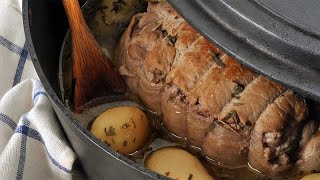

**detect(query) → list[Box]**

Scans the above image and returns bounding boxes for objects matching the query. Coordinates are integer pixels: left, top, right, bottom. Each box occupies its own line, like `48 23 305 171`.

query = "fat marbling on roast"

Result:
115 1 320 176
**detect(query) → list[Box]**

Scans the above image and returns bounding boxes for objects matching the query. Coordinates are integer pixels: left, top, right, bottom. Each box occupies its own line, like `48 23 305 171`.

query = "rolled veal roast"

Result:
115 1 320 176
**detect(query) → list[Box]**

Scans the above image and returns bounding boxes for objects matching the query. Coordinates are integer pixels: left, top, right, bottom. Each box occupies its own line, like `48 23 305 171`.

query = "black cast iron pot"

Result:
23 0 320 179
22 0 166 179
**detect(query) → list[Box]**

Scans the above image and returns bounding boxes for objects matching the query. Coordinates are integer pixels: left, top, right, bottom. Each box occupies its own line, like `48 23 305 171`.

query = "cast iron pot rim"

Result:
22 0 165 179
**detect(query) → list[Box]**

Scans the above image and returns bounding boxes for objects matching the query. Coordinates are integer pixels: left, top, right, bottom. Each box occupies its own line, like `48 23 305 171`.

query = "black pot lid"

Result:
168 0 320 101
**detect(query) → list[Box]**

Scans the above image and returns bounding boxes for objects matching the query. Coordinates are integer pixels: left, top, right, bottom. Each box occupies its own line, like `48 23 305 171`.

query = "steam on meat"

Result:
115 1 319 176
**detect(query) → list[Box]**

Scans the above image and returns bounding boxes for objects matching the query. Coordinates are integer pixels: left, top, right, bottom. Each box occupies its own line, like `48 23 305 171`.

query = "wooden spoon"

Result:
62 0 126 111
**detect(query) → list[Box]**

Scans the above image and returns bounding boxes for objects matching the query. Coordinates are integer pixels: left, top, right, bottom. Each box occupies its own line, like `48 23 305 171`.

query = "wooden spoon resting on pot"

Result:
62 0 126 111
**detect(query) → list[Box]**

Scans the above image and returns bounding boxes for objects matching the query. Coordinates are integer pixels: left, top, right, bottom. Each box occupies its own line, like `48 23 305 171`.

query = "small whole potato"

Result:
301 173 320 180
90 106 151 154
145 147 214 180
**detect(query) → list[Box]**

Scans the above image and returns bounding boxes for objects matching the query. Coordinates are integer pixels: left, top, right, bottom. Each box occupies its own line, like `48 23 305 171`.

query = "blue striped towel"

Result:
0 0 85 179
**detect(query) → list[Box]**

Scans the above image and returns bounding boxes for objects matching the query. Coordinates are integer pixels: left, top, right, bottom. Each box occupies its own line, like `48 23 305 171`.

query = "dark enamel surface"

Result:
168 0 320 102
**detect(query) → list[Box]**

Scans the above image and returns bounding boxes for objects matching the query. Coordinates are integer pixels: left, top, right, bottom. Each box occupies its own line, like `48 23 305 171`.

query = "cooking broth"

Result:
58 0 312 179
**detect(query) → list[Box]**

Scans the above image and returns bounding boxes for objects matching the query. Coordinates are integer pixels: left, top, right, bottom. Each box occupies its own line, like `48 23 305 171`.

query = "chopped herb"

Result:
230 110 240 126
234 84 244 94
188 173 193 180
104 126 116 136
112 0 126 13
275 146 291 157
220 112 232 122
154 68 162 75
122 123 130 129
233 102 245 106
133 138 136 143
231 82 244 99
123 140 128 147
217 119 239 135
161 30 168 37
167 34 177 46
218 110 241 135
232 94 241 99
165 172 170 176
104 141 111 146
211 50 225 67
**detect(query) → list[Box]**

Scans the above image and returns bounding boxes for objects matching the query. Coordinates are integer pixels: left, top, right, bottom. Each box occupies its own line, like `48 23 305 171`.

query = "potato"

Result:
90 106 151 154
145 147 214 180
301 173 320 180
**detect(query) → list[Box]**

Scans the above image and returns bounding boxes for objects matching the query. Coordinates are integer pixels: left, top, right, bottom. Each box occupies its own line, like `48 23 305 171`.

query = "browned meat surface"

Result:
248 90 308 175
299 118 319 150
201 76 287 167
203 122 251 167
295 104 320 175
161 85 188 137
186 56 256 148
115 1 314 176
116 6 178 113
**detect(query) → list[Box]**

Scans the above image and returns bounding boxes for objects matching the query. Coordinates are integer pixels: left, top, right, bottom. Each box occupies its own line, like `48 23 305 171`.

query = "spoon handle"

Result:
62 0 125 111
63 0 98 48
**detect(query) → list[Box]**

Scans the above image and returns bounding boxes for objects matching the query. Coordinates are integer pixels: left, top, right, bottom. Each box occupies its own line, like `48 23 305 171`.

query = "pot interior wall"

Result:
24 0 163 179
27 0 86 95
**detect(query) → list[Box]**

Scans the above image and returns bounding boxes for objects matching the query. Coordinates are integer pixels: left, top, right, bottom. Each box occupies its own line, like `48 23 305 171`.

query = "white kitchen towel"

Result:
0 0 84 179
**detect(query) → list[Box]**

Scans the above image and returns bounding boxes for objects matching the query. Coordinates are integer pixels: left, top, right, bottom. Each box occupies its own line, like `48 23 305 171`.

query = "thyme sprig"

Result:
211 50 225 67
217 110 241 136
